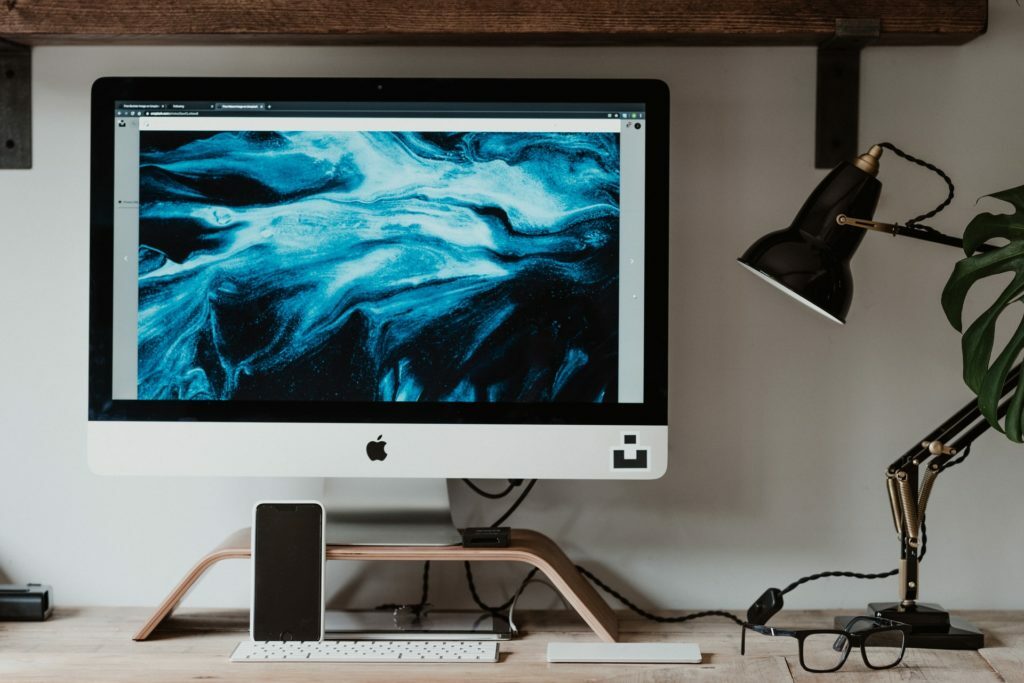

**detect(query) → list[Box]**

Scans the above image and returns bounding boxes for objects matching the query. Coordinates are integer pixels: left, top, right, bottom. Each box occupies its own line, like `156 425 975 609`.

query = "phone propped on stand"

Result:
251 500 510 641
251 501 325 641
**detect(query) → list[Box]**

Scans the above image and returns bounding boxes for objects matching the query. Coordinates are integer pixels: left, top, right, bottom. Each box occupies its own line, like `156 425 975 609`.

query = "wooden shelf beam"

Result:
0 1 987 169
0 1 987 47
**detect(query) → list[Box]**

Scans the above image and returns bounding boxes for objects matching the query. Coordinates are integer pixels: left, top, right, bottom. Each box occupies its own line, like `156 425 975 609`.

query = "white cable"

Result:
507 578 571 636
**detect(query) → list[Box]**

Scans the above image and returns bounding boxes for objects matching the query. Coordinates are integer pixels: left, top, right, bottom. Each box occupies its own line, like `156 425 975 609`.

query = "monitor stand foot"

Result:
322 478 462 546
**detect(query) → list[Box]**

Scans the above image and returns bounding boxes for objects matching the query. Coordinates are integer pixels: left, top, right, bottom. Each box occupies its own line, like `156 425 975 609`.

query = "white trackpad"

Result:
547 642 702 663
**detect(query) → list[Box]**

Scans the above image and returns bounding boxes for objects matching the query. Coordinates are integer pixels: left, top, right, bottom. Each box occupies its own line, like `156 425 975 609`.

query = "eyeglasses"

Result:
741 616 910 673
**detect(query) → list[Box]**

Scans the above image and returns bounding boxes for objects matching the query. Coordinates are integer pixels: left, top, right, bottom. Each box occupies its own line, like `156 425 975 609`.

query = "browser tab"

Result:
214 103 267 111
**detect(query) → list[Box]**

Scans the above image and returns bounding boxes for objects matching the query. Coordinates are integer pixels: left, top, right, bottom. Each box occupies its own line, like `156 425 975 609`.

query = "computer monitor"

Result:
88 77 669 543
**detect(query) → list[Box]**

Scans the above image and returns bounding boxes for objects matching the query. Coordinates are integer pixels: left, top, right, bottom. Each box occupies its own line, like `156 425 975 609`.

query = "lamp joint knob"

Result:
921 440 956 456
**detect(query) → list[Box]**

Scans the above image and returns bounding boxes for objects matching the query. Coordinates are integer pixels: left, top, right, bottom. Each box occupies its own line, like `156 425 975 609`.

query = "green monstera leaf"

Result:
942 185 1024 441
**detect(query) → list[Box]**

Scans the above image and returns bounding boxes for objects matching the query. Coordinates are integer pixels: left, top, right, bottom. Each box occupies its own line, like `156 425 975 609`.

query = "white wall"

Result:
2 4 1023 614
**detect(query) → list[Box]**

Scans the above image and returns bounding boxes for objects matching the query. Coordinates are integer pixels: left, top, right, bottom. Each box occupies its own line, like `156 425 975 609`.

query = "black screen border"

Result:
89 77 669 426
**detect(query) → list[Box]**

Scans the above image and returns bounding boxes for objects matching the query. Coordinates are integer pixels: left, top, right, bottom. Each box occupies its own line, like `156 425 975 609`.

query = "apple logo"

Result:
366 435 388 462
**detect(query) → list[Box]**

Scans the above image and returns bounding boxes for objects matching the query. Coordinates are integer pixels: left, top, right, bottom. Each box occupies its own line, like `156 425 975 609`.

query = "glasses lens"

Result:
802 633 850 672
863 628 906 668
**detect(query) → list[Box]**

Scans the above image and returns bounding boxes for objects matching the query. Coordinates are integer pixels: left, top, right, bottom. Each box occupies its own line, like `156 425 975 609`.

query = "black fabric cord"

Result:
384 437 976 621
780 567 899 596
377 477 538 616
462 479 520 499
918 445 971 563
463 562 540 615
920 515 928 562
457 470 932 628
461 478 540 614
375 559 432 614
489 479 537 527
417 560 431 611
777 445 977 594
877 141 955 234
937 444 973 472
576 564 743 625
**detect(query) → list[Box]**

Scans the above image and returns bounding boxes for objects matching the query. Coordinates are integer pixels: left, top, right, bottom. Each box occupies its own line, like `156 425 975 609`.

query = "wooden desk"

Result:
1 607 1021 681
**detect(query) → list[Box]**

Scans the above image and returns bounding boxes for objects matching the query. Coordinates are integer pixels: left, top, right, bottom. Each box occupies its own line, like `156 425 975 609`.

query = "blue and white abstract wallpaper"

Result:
137 129 620 402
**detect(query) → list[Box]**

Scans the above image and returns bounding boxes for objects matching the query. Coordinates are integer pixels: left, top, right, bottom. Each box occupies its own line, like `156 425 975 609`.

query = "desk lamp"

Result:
738 144 1010 649
738 143 991 324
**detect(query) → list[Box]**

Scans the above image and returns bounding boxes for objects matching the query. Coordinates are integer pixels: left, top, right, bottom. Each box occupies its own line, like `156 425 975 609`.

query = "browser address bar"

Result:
138 117 620 133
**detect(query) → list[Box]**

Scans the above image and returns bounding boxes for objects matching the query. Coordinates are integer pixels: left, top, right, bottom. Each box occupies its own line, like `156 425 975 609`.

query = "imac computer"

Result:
88 77 669 545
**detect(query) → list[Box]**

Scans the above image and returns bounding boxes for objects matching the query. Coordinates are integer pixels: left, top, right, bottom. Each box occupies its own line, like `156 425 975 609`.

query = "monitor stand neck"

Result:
322 478 462 546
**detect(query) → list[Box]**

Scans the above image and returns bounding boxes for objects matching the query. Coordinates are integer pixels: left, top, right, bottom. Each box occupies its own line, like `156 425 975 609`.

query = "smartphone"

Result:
251 501 325 641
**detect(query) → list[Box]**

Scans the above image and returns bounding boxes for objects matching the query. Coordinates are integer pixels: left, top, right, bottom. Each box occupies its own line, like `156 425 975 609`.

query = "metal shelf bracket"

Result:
0 39 31 169
815 18 880 169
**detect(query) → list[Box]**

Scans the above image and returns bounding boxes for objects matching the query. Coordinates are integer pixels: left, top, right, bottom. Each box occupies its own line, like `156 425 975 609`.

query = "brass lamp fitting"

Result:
853 144 883 176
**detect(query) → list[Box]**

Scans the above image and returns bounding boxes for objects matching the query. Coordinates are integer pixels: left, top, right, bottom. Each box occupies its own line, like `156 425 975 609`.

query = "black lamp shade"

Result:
738 161 882 324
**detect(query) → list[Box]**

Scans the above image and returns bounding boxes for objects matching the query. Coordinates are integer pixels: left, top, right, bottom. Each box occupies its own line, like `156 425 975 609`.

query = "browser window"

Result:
110 100 646 404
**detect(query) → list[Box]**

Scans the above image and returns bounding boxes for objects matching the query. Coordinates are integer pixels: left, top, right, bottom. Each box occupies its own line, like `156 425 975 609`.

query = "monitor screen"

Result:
89 78 668 479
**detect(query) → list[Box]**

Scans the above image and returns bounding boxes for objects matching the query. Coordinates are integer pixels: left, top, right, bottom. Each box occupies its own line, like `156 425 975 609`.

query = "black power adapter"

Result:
0 584 53 621
461 527 511 548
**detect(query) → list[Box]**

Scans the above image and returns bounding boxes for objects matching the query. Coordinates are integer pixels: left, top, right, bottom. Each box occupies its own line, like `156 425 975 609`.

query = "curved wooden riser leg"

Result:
491 529 618 642
132 528 251 641
135 527 617 642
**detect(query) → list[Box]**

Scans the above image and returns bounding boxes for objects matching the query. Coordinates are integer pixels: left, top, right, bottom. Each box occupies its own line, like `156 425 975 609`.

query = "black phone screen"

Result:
253 503 323 641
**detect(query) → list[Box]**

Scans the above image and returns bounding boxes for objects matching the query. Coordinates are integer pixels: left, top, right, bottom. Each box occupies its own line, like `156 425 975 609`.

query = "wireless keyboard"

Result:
231 639 499 663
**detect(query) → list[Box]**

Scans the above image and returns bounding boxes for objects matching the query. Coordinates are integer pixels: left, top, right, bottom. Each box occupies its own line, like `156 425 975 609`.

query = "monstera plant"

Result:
942 186 1024 441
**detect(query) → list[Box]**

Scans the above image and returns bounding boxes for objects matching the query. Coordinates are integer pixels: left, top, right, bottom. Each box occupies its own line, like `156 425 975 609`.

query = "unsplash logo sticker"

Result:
611 433 649 470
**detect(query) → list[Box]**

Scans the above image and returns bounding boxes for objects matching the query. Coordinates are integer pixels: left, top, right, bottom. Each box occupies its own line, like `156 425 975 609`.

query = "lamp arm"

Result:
887 364 1022 476
836 214 997 254
884 363 1021 607
893 224 995 252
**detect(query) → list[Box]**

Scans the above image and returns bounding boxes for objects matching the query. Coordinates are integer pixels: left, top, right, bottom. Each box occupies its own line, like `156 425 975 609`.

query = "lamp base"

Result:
834 602 983 650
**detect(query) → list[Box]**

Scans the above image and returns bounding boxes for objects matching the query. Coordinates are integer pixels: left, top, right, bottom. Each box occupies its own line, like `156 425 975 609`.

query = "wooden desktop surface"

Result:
2 607 1021 681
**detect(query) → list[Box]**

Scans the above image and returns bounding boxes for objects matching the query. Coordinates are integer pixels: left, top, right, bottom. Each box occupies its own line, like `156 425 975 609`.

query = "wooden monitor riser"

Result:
133 528 617 642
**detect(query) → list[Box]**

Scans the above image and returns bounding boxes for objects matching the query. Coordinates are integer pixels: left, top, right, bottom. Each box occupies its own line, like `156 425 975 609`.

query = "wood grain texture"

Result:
978 610 1024 682
4 608 1023 682
133 528 618 643
0 1 987 46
